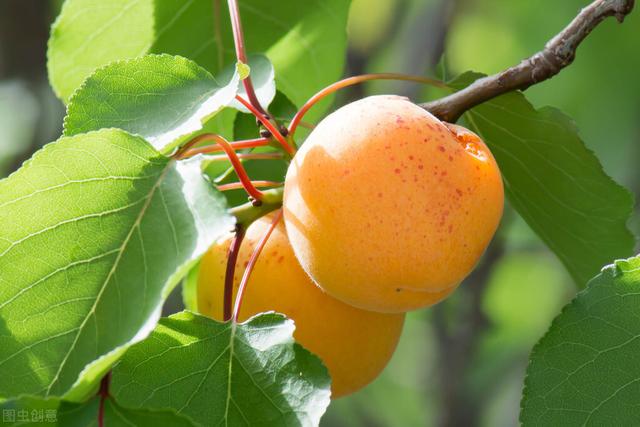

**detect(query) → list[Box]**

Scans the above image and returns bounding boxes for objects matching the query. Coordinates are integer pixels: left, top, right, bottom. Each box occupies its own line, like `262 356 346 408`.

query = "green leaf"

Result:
111 311 331 426
63 55 240 153
47 0 155 102
0 396 59 426
521 255 640 426
59 398 196 427
450 72 635 286
48 0 352 113
1 395 195 426
0 129 234 400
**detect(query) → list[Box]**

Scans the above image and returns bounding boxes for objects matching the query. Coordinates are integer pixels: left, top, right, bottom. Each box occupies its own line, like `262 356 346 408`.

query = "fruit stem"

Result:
233 210 283 321
227 0 266 115
223 226 246 321
206 153 283 162
288 73 446 136
179 137 270 157
97 372 111 427
178 133 265 203
235 95 296 156
230 187 283 228
218 180 282 191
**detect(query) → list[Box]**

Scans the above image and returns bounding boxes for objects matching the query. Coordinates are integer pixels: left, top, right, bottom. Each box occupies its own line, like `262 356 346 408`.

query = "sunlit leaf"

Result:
0 129 234 400
63 55 240 153
112 311 331 426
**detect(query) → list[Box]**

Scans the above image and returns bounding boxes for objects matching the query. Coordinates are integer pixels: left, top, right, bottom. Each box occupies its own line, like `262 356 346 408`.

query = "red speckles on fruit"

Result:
283 95 504 313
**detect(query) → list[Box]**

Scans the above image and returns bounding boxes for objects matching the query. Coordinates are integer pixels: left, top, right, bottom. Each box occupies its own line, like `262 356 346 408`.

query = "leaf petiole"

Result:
288 73 446 136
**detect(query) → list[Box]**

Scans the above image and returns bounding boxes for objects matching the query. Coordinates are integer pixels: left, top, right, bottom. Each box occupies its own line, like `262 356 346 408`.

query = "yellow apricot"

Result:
283 95 504 313
196 216 405 398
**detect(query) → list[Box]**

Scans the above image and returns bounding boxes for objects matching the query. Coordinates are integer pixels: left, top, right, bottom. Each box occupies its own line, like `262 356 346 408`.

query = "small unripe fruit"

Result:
283 95 503 313
196 217 405 398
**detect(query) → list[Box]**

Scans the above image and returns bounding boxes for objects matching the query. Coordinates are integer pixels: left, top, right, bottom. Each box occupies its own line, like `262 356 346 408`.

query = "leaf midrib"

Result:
45 159 173 396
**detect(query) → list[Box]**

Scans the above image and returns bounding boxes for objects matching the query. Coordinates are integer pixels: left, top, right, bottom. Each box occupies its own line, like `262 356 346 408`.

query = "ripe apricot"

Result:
283 95 503 313
196 216 405 398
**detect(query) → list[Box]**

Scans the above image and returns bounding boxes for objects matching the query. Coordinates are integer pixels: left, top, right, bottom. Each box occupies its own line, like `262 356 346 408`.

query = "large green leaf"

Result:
63 55 240 153
0 129 234 400
450 72 635 286
521 255 640 426
48 0 351 111
111 311 331 426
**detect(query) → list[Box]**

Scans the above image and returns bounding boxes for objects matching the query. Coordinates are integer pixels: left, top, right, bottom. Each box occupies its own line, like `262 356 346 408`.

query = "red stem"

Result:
218 180 282 191
180 137 269 158
235 95 295 155
179 134 265 202
206 153 283 162
224 227 246 321
288 73 446 136
227 0 266 115
97 372 111 427
233 210 282 321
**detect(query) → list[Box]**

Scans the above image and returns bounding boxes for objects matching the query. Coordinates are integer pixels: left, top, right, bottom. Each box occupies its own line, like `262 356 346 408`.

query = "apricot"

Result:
283 95 503 313
196 216 405 398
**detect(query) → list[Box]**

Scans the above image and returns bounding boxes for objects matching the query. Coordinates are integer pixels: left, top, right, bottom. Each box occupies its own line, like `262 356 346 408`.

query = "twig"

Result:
97 372 111 427
230 187 284 228
179 137 269 158
233 210 282 321
217 180 282 191
205 153 283 162
288 73 446 136
235 95 295 155
421 0 635 122
223 227 246 321
177 133 265 203
227 0 266 115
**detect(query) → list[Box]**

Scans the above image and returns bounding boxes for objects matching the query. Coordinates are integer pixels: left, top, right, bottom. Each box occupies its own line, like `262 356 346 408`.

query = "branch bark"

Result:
421 0 635 123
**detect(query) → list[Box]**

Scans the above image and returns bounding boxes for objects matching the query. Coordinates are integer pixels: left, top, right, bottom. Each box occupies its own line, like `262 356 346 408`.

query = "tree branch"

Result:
421 0 635 122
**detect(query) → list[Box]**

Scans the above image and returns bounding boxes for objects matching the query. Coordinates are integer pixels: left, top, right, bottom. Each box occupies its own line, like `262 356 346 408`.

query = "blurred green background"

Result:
0 1 637 426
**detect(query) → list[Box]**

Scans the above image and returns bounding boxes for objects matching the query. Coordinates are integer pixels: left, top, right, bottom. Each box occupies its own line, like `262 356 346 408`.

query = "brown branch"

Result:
421 0 635 123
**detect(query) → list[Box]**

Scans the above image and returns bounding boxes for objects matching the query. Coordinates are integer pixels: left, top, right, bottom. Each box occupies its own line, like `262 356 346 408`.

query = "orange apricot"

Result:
196 216 405 398
283 95 504 313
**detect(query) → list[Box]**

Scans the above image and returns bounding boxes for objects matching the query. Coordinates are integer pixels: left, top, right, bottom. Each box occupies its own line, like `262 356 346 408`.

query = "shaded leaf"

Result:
59 398 196 427
63 55 239 153
1 395 195 426
521 255 640 426
112 311 331 426
450 72 635 286
0 129 234 400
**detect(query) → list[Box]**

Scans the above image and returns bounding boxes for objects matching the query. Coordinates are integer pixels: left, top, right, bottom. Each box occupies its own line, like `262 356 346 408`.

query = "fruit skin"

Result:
196 216 405 398
283 95 504 313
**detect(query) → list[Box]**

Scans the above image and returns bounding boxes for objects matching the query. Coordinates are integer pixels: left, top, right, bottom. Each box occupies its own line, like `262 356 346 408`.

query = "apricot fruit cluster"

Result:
283 95 504 313
198 94 503 397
